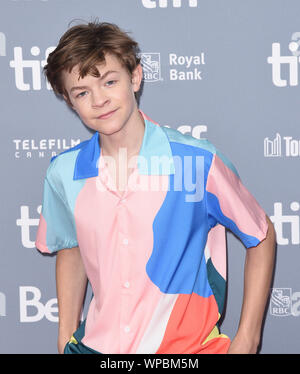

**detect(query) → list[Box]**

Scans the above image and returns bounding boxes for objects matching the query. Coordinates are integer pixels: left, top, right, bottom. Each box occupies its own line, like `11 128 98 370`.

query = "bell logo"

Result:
142 0 198 8
9 46 55 91
19 286 58 323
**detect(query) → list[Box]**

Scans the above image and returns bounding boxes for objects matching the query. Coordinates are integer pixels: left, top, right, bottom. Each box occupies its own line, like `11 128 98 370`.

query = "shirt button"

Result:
124 326 130 333
124 281 130 288
123 238 129 245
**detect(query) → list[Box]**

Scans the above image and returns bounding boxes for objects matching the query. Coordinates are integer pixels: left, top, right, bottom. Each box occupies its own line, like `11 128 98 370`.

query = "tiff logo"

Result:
175 124 207 139
0 32 6 56
267 32 300 87
16 205 41 248
270 202 300 245
9 46 55 90
142 0 198 8
0 292 6 317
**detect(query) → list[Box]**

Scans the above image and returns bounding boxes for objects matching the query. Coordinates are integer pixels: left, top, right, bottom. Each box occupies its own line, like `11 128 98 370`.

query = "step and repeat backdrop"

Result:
0 0 299 354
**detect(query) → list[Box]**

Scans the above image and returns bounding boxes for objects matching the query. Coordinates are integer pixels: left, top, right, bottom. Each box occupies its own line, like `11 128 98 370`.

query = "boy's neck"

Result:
99 109 145 161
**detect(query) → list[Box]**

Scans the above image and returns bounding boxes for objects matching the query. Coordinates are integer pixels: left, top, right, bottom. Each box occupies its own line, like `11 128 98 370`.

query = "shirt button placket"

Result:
118 196 132 352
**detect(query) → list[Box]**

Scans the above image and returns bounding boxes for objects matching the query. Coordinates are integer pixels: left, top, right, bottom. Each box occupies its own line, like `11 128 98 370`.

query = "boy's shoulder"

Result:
45 137 91 183
50 138 91 164
162 125 217 155
161 126 239 177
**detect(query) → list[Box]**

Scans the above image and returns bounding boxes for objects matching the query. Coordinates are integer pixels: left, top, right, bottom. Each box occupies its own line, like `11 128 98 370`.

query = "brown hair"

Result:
44 21 141 104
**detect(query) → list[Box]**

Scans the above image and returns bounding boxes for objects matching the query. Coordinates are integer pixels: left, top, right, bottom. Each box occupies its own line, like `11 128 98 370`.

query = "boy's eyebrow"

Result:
99 70 118 79
70 70 119 93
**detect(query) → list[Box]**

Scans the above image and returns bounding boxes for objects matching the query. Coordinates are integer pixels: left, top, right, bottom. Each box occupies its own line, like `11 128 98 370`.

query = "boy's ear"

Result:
132 64 143 92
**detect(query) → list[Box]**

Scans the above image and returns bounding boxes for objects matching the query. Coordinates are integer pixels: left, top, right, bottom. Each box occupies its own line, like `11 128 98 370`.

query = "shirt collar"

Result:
73 110 175 180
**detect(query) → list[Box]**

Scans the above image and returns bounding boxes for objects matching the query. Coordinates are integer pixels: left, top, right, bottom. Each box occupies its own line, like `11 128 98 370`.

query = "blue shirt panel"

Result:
146 141 214 297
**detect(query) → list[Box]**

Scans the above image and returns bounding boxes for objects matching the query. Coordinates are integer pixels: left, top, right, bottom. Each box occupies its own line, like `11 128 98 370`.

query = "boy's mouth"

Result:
98 109 118 120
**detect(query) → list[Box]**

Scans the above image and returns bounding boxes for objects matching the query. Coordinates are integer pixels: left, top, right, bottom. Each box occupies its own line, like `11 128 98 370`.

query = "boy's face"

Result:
62 54 143 135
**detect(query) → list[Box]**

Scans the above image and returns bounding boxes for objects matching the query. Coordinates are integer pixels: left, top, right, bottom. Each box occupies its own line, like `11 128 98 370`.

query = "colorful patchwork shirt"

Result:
35 111 268 354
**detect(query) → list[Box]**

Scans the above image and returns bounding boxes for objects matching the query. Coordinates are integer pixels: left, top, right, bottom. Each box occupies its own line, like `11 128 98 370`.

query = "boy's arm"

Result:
227 215 276 354
56 246 88 354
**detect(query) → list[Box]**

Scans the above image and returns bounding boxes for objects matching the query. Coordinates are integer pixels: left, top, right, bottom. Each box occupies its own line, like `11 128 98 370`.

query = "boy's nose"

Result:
91 90 109 108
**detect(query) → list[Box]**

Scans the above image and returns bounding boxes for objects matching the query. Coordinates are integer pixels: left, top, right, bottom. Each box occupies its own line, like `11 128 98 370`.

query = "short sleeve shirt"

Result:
35 111 268 354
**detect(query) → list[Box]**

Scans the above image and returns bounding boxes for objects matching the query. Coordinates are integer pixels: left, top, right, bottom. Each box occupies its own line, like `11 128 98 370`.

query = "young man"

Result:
35 21 276 354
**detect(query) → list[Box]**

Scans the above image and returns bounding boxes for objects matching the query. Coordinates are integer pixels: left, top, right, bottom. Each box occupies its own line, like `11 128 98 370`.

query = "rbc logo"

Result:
140 53 162 82
9 46 55 90
270 288 292 316
270 288 300 317
142 0 198 8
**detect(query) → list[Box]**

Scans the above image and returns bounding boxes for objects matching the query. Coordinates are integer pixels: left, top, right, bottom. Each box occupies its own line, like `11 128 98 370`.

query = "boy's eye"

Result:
77 91 88 98
106 80 116 87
